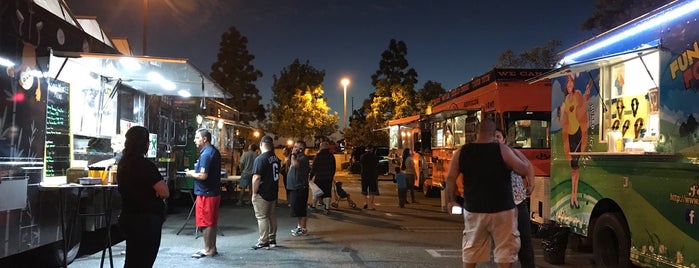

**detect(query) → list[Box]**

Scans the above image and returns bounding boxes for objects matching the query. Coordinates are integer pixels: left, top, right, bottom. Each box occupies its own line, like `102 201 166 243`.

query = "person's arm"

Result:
445 148 462 211
511 148 535 193
252 174 261 196
153 180 170 199
187 169 209 180
500 144 530 178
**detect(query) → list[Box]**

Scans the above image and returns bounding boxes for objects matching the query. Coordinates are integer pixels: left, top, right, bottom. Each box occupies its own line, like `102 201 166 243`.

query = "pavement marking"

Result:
425 249 461 258
401 226 463 232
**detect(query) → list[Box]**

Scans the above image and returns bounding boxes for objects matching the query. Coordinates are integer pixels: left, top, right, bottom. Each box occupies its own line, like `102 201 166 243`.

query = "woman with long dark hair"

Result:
117 126 169 267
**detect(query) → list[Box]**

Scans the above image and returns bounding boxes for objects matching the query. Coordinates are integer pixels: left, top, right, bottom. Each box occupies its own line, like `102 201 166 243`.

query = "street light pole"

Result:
143 0 148 55
341 78 350 131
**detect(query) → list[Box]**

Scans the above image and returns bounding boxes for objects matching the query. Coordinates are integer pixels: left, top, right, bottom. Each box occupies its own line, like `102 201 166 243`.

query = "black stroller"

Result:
330 181 357 208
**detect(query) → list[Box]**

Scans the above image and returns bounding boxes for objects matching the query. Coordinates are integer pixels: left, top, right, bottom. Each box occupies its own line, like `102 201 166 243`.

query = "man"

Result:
251 136 280 249
310 141 336 214
287 140 310 236
187 128 222 258
446 119 531 268
237 143 259 206
360 145 379 210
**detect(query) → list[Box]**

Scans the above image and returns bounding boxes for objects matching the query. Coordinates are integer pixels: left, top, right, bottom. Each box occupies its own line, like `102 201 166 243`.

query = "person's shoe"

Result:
363 204 368 209
251 242 270 250
269 239 277 248
291 227 307 236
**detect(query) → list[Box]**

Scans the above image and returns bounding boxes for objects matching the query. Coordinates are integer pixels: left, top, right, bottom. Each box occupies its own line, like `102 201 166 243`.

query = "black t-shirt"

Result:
117 157 165 215
252 151 281 201
360 151 379 179
458 143 514 213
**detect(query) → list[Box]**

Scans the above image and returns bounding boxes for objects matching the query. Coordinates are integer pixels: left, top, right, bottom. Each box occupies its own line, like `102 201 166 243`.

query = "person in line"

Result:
186 128 222 258
401 148 417 204
360 145 379 210
251 136 281 249
117 126 170 267
309 141 336 213
495 128 535 268
559 74 591 209
279 146 292 206
446 119 531 268
388 148 400 180
287 140 311 236
394 167 408 208
237 143 259 206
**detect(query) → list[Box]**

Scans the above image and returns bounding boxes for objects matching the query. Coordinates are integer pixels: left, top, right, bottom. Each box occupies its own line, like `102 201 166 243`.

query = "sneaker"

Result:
251 242 270 250
291 227 307 236
269 239 277 248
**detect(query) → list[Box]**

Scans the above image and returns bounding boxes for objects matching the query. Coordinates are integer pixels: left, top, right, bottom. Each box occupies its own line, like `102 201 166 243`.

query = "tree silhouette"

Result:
210 26 265 124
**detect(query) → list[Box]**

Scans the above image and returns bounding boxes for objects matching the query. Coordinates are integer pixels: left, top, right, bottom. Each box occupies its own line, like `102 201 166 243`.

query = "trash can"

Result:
540 223 570 265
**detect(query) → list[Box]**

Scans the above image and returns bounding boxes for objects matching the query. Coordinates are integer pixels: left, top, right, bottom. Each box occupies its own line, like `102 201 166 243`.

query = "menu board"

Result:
45 80 70 177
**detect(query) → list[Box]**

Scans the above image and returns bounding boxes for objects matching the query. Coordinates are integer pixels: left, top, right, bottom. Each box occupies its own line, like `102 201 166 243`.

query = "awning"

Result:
387 115 421 127
528 46 659 83
47 50 229 98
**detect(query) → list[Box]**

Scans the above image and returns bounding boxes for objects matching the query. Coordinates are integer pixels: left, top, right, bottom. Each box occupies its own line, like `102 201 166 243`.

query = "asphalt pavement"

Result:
63 171 595 268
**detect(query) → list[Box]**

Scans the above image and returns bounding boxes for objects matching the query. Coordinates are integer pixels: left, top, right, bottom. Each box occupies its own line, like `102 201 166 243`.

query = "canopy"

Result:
48 50 229 98
528 46 658 83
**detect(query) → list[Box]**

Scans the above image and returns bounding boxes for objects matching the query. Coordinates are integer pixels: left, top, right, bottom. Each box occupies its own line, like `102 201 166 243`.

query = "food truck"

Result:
529 0 699 266
426 68 552 211
387 115 432 193
0 1 228 265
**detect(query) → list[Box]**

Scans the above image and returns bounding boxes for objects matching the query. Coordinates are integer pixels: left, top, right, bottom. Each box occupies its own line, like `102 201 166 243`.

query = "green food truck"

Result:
530 0 699 266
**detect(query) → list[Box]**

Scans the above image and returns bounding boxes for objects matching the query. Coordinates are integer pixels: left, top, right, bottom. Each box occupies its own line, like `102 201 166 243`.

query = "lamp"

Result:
341 78 350 131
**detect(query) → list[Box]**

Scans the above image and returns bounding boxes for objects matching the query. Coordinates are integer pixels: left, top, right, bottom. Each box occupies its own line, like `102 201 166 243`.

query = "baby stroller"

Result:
331 181 357 208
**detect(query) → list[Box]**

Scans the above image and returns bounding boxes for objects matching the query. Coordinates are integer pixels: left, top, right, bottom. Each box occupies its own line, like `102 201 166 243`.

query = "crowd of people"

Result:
118 120 535 267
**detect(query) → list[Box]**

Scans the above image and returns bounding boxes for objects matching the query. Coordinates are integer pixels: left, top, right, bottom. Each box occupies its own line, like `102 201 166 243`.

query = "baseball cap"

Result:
261 135 273 144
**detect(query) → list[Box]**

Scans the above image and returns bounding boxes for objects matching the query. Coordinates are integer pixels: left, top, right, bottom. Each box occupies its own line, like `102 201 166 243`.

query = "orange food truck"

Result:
426 68 552 214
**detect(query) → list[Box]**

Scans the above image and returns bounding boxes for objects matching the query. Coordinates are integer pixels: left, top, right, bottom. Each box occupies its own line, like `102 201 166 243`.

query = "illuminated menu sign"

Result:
45 80 70 177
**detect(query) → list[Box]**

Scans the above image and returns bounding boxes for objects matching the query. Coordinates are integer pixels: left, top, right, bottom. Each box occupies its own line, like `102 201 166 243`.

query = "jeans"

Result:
517 199 535 268
252 195 277 244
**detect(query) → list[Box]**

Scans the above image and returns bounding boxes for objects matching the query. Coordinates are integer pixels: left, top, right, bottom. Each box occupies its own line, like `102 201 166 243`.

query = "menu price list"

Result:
46 80 70 177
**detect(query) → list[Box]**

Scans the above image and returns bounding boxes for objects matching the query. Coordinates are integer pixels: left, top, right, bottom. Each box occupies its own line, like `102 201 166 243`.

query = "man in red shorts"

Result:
186 128 222 258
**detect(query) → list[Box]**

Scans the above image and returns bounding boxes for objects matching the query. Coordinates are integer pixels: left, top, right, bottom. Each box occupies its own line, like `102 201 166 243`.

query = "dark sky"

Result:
67 0 596 124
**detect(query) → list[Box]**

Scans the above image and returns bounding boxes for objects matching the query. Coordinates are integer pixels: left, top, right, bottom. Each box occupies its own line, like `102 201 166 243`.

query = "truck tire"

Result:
593 212 631 267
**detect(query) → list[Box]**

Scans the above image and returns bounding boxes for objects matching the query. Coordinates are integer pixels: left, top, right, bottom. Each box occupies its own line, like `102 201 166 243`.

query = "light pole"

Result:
143 0 148 55
341 78 350 131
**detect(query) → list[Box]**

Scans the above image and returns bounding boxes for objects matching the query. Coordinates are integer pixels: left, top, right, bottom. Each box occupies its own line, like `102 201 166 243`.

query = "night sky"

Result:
66 0 596 124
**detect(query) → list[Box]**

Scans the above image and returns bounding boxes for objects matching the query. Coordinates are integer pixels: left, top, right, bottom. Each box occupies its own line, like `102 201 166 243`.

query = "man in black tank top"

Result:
445 119 532 268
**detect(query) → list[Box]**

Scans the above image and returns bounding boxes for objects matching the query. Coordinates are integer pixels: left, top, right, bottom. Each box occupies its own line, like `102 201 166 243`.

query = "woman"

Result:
495 128 535 268
560 74 591 209
401 148 417 204
117 126 169 267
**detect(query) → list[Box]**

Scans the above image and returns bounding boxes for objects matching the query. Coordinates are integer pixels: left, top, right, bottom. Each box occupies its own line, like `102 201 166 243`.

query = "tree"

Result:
497 40 562 68
369 39 419 122
267 59 338 141
210 26 265 124
582 0 672 33
415 80 447 113
344 97 389 149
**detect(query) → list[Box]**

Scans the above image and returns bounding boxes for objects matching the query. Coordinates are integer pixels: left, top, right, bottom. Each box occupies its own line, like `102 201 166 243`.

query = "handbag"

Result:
309 181 324 198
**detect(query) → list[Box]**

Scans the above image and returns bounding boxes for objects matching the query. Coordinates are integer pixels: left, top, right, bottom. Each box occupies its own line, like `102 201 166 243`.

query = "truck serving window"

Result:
503 111 550 149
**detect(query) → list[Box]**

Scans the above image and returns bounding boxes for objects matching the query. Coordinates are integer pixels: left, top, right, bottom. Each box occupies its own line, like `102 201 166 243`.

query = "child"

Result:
394 167 408 208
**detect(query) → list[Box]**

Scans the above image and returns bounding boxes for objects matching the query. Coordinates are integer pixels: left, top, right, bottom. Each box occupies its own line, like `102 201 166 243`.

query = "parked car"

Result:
349 146 389 175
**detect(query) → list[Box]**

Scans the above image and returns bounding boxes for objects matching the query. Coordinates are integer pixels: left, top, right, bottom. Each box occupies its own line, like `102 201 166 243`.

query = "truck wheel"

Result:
593 212 631 267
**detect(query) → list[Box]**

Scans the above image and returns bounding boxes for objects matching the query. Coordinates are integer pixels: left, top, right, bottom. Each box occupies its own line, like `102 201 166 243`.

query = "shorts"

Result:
289 188 309 217
461 208 519 264
361 177 379 196
195 195 221 227
239 173 253 189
